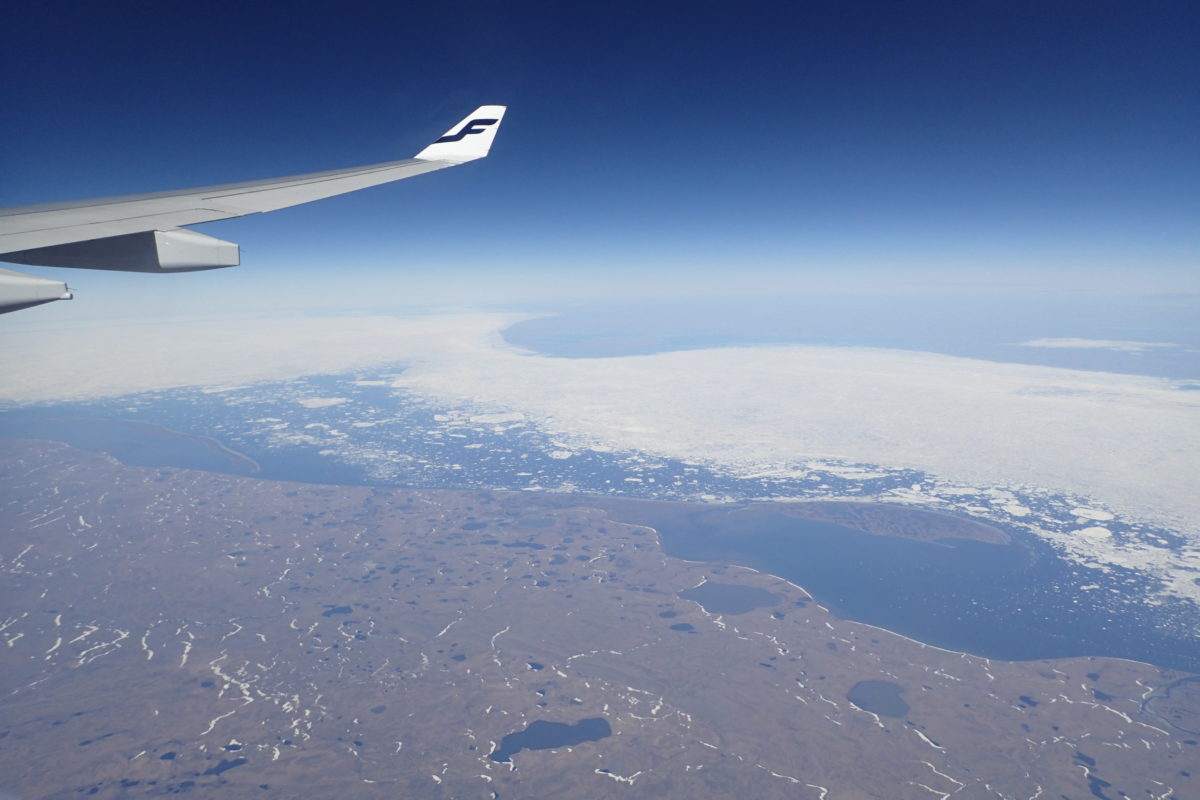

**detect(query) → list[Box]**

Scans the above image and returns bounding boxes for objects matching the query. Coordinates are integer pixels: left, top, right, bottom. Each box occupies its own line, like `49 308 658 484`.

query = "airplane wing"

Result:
0 105 506 313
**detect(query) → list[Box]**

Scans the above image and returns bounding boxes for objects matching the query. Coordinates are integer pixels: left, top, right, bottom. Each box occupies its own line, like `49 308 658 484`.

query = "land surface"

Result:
1 440 1195 799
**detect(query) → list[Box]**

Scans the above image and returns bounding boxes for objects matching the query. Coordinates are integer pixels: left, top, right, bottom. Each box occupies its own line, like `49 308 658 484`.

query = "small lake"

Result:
846 681 909 718
679 581 780 615
489 718 612 763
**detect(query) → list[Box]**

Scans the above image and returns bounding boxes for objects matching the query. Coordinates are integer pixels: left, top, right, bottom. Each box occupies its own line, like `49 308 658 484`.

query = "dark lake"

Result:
489 718 612 763
846 680 909 718
679 581 780 615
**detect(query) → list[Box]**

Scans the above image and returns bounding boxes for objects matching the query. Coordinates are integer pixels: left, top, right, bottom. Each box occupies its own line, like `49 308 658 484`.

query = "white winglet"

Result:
415 105 507 163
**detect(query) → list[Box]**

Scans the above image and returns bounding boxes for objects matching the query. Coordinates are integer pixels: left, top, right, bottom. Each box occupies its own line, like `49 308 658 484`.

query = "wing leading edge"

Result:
0 105 506 313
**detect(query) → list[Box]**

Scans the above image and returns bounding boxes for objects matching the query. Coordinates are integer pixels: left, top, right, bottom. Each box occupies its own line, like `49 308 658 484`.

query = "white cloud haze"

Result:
4 311 1196 538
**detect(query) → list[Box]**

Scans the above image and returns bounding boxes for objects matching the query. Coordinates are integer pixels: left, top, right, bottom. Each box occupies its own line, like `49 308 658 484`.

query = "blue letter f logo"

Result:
434 118 499 144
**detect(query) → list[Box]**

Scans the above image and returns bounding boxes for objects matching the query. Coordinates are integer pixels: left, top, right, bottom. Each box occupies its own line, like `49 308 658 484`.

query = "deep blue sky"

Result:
2 0 1197 312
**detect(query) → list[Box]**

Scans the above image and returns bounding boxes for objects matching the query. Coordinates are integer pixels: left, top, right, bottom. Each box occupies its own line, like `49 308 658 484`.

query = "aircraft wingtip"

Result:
415 106 507 163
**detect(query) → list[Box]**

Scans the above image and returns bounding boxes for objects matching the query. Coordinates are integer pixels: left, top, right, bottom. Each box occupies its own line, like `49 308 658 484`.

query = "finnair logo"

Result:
434 118 499 144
